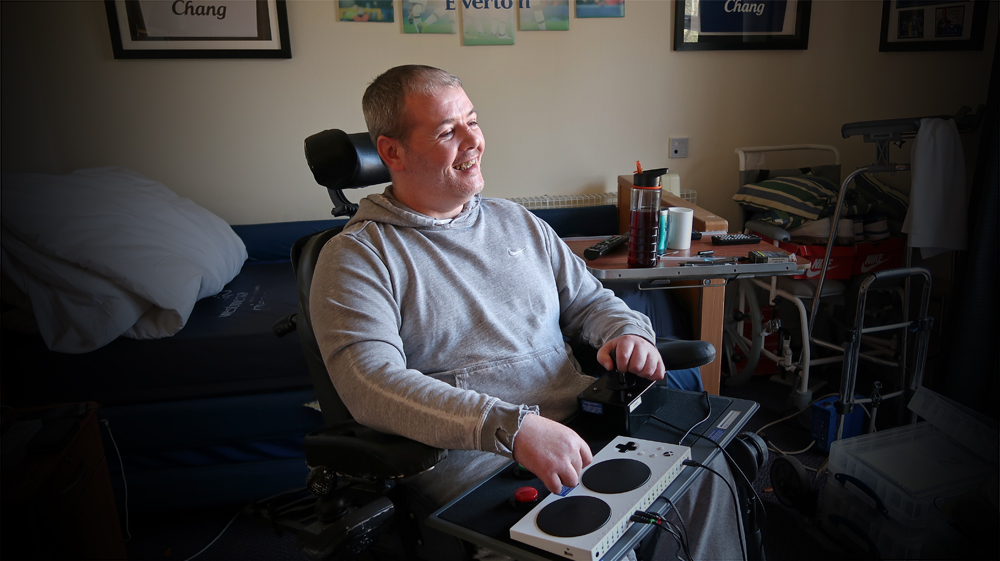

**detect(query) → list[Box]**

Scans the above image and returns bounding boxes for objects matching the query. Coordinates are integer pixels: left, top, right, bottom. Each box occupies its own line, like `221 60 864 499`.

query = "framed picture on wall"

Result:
879 0 987 51
105 0 291 59
673 0 812 51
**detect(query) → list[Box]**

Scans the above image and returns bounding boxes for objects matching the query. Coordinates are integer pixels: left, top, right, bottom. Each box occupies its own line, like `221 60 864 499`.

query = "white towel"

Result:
902 118 968 259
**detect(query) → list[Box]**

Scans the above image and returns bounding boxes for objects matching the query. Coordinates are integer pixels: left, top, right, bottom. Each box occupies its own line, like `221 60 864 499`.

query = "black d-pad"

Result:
615 441 638 453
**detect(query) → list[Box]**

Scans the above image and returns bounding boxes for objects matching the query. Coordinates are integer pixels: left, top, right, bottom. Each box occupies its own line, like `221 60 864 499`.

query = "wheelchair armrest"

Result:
571 337 715 375
304 421 447 480
656 338 716 370
745 219 790 243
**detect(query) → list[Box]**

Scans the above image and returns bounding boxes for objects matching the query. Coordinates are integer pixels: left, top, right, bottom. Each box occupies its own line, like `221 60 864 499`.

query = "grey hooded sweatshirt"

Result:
310 188 655 463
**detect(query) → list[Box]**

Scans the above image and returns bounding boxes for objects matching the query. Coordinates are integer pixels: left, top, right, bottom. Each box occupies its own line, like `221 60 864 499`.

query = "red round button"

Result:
514 486 539 503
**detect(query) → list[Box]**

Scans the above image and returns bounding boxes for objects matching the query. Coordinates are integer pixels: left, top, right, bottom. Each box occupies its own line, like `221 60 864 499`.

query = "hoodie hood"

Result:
346 186 482 231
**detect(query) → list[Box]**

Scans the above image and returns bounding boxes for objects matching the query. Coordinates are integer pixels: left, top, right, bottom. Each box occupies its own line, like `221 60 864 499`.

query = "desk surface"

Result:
427 388 758 561
564 234 799 395
564 236 799 281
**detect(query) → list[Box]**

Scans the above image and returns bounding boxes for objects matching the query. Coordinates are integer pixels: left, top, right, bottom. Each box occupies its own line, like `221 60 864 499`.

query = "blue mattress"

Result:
2 220 344 407
0 219 343 511
2 261 308 406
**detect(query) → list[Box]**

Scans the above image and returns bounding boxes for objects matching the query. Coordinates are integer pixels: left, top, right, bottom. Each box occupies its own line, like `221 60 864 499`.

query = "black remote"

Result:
711 233 762 246
584 235 628 260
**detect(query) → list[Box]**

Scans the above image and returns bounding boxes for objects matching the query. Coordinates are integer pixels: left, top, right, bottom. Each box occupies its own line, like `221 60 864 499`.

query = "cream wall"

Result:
1 0 996 226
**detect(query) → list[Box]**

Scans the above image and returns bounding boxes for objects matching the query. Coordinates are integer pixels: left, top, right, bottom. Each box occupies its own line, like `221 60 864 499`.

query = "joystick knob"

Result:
605 370 637 391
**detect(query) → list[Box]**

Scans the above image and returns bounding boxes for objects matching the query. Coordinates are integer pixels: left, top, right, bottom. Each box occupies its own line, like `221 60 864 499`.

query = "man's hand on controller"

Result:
512 413 593 495
597 334 666 381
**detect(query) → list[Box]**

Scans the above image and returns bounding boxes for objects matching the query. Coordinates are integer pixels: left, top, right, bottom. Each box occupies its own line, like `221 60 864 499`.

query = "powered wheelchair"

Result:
253 129 732 561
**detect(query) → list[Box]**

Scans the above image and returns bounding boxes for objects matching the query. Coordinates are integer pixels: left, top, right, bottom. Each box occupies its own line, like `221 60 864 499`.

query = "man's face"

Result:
392 86 485 218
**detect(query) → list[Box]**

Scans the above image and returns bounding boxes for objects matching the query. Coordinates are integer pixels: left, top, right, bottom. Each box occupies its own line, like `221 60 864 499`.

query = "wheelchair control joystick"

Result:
605 370 638 391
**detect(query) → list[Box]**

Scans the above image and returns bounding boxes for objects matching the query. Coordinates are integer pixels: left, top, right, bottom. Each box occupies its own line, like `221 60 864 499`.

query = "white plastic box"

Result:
828 388 997 528
820 475 966 560
821 387 998 557
826 420 993 527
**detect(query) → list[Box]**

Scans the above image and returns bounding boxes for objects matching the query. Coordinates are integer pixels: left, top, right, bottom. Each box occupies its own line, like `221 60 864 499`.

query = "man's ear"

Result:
377 136 405 172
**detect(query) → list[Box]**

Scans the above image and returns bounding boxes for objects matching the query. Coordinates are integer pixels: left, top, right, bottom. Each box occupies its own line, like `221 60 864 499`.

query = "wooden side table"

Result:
563 237 797 394
1 402 127 560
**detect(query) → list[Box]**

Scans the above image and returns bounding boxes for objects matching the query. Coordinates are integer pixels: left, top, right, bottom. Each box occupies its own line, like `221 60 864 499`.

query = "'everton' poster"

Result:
519 0 569 31
463 0 515 45
403 0 456 33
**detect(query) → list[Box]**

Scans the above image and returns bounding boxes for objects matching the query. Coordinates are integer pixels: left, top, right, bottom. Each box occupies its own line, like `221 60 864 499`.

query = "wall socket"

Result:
670 138 689 158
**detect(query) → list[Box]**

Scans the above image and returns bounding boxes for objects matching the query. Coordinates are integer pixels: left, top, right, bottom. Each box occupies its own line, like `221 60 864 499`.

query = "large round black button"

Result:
535 496 611 537
581 458 651 494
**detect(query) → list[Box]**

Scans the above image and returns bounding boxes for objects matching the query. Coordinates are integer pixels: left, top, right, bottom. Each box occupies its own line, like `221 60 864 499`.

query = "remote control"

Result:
584 235 628 260
711 233 762 246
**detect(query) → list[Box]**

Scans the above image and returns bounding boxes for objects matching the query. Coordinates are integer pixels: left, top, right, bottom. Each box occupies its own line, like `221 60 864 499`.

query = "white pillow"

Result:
1 167 247 353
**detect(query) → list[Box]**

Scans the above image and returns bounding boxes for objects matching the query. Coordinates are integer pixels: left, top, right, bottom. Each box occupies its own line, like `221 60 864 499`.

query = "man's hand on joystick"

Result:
597 334 665 382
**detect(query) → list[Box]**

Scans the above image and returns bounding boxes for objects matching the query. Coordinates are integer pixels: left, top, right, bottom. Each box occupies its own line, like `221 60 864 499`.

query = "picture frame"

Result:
879 0 987 52
105 0 291 59
673 0 811 51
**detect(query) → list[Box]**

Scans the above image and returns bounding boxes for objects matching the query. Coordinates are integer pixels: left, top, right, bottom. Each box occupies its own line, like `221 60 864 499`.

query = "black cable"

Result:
99 419 131 541
660 519 691 561
183 508 242 561
677 391 713 446
635 406 769 561
648 414 768 531
645 507 692 561
682 460 747 561
664 497 691 561
660 521 690 561
631 511 691 561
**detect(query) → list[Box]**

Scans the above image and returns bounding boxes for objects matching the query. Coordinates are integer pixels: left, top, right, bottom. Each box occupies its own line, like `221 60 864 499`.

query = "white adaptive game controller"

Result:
509 436 692 561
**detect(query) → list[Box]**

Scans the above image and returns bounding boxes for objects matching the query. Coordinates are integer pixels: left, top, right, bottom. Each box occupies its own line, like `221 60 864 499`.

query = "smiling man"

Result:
313 64 664 495
309 66 740 560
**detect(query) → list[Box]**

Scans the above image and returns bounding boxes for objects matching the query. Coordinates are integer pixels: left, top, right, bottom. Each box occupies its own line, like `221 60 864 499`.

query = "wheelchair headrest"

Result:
304 129 391 191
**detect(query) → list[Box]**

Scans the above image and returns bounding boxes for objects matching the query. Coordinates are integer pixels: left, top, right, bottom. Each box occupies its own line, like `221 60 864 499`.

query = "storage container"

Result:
820 473 968 560
826 387 997 528
756 233 855 280
850 236 904 276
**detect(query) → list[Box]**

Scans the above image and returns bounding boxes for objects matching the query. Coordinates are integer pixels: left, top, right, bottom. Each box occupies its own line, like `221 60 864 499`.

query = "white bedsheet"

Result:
1 167 247 353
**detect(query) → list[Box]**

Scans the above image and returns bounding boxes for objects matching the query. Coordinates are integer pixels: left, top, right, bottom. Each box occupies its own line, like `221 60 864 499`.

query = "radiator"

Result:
507 190 697 210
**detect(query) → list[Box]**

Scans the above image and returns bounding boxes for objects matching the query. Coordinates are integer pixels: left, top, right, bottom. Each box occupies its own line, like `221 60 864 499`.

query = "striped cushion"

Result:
853 172 909 221
843 184 874 218
746 209 798 229
734 175 839 229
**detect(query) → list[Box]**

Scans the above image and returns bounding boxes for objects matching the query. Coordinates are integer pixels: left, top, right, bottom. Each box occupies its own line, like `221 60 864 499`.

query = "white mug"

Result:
666 207 694 250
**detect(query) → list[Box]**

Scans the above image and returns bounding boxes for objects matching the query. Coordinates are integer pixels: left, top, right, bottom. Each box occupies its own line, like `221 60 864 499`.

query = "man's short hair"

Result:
362 65 463 145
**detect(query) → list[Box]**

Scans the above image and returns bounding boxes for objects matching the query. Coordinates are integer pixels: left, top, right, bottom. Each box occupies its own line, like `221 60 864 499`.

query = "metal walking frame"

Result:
818 107 981 440
811 162 932 441
729 105 985 444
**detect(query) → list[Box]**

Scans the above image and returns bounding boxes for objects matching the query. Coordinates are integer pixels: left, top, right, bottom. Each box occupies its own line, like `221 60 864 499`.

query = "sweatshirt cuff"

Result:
610 323 656 345
484 401 539 458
